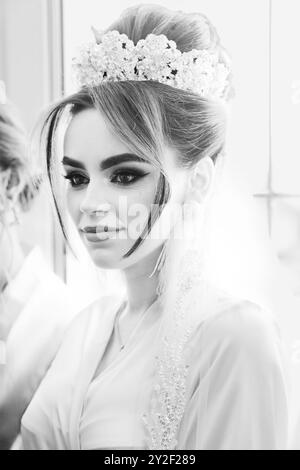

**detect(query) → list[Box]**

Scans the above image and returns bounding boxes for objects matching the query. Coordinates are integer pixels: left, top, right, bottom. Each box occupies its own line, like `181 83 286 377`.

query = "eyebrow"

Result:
62 153 149 171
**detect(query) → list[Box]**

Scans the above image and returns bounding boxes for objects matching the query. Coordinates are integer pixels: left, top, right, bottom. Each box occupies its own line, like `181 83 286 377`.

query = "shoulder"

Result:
47 293 120 364
186 296 291 403
205 298 279 339
190 279 283 355
199 298 284 366
21 294 120 443
28 292 118 390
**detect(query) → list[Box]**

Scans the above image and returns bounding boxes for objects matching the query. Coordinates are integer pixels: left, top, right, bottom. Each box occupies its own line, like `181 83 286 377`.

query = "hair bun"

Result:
108 4 234 102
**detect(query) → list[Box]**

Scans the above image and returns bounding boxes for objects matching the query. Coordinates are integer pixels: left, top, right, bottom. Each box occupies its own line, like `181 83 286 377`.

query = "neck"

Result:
121 244 163 315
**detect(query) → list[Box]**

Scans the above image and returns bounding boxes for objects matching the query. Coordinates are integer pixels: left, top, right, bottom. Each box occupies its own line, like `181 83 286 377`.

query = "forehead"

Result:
62 107 182 181
64 108 130 162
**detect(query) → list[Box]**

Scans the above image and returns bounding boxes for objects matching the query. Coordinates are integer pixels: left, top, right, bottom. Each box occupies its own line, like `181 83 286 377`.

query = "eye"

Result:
110 169 149 186
63 172 89 188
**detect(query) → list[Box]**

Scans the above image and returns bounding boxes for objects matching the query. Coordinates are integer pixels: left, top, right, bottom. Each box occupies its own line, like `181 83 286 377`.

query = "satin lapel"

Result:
68 296 123 449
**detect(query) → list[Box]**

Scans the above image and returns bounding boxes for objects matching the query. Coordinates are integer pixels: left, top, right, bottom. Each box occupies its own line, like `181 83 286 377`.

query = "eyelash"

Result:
62 169 149 188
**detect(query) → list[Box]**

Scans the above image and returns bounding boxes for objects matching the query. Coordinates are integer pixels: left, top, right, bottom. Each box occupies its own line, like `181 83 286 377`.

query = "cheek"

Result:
137 184 156 206
66 189 82 225
121 180 157 228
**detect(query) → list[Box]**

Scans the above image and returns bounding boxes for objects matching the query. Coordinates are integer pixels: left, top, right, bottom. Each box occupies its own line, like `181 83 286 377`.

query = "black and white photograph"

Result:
0 0 300 452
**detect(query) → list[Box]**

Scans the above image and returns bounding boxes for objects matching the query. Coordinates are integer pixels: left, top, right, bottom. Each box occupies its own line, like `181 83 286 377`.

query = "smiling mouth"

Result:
80 226 126 243
80 227 124 234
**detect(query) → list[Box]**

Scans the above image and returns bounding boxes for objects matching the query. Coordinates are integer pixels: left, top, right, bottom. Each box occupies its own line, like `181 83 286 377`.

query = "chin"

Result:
88 252 118 270
87 244 129 270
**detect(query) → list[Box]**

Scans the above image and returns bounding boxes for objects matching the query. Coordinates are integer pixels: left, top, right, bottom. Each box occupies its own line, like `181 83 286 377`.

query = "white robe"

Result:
20 284 291 450
0 246 79 448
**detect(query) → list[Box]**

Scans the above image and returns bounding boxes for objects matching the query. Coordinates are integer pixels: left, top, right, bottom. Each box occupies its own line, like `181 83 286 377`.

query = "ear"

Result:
185 156 215 204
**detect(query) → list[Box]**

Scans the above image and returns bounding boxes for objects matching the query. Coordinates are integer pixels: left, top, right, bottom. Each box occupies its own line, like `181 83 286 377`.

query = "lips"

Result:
79 225 125 243
80 226 123 233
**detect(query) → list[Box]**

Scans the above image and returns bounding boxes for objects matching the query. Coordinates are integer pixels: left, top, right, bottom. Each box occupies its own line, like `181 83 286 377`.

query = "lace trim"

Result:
142 249 204 450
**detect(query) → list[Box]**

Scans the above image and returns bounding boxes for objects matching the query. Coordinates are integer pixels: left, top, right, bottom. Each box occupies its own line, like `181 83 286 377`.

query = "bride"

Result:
21 4 290 450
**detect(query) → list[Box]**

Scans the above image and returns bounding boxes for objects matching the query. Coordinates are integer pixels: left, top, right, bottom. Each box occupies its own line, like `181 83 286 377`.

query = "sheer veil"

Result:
138 152 297 449
138 156 240 449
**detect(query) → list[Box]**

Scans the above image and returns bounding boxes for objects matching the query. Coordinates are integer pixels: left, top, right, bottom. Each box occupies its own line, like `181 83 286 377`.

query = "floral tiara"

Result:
72 29 231 101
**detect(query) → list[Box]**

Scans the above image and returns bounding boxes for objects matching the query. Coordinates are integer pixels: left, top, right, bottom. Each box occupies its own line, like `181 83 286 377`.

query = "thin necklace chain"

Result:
0 271 8 294
114 296 158 352
0 274 8 311
0 275 8 317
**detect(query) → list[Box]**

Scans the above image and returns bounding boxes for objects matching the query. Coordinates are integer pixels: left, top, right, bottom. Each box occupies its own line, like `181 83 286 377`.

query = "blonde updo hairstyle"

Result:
0 101 41 224
42 4 234 258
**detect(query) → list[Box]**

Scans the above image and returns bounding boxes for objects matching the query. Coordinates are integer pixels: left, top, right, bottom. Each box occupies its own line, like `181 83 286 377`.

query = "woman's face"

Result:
63 108 189 270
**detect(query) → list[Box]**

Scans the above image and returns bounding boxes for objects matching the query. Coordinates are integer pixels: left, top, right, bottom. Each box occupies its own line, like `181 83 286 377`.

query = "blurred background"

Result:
0 0 300 379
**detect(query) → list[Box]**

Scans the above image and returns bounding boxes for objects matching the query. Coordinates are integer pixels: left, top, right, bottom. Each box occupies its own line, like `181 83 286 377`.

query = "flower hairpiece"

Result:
72 29 231 101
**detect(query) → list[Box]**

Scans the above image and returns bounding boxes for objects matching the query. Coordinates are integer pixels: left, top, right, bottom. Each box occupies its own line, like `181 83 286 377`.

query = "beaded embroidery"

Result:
142 248 204 449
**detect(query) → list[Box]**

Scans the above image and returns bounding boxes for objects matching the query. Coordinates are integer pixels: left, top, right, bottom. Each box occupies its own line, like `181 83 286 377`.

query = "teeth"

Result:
96 231 110 240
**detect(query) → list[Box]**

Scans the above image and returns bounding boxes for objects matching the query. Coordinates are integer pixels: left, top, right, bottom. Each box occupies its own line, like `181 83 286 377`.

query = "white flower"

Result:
72 29 231 100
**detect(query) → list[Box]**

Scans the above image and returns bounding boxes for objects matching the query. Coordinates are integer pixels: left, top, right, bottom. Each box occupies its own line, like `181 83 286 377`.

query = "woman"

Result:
0 97 79 448
21 4 290 450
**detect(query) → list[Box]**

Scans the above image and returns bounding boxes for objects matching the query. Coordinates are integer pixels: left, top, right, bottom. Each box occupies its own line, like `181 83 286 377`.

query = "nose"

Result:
79 182 111 216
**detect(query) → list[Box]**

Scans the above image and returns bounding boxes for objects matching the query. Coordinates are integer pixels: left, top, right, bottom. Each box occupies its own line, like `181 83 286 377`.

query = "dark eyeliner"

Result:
62 171 89 187
110 169 150 186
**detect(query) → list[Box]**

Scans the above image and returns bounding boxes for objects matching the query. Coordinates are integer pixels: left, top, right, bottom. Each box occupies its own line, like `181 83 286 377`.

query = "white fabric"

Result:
79 299 163 450
0 246 80 448
21 285 291 450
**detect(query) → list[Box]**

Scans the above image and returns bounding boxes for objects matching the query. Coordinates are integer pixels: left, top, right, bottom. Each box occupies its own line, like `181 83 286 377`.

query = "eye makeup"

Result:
63 167 150 188
109 168 150 186
63 171 89 188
